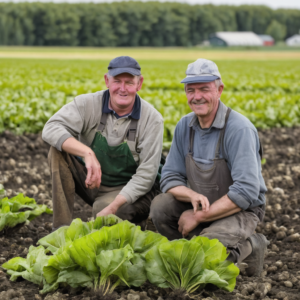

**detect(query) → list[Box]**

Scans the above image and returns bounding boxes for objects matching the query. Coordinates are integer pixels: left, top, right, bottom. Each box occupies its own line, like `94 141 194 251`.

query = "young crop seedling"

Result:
0 193 53 232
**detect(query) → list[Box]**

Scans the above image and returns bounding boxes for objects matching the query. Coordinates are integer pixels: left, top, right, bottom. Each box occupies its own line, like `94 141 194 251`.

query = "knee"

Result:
48 146 69 172
150 193 174 223
115 204 130 219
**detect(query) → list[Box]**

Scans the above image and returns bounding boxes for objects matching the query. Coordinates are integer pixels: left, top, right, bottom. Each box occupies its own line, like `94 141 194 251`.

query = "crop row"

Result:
1 59 300 148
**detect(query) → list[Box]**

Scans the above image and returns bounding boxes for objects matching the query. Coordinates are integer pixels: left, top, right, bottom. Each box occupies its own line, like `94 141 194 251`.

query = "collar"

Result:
102 89 141 120
188 100 228 130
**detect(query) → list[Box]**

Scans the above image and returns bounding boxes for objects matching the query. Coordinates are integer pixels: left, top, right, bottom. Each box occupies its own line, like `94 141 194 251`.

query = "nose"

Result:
120 81 126 92
194 90 203 100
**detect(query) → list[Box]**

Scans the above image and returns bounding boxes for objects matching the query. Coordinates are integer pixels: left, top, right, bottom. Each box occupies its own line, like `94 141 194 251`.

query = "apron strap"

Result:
97 113 108 132
215 107 232 159
189 127 195 155
127 118 138 142
97 113 138 142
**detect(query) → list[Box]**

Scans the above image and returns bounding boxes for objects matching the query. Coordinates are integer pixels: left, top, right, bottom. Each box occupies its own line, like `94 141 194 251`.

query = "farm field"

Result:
1 57 300 148
1 48 300 300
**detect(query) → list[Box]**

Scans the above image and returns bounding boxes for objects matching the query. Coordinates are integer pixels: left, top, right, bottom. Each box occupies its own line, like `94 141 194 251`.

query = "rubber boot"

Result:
243 233 269 277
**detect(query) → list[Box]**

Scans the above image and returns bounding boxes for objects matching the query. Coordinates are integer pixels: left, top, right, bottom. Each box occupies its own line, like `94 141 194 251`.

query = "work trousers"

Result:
150 193 264 264
48 146 160 229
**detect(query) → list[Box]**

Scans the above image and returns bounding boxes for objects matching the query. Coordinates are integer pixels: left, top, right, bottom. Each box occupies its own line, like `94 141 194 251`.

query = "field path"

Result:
0 47 300 60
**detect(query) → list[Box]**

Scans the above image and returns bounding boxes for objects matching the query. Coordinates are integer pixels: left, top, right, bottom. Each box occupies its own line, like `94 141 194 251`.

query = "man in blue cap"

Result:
150 58 269 277
43 56 163 230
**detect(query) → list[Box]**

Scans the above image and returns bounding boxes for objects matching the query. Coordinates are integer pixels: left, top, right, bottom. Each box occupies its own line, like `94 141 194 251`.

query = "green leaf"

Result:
2 246 50 285
56 269 93 289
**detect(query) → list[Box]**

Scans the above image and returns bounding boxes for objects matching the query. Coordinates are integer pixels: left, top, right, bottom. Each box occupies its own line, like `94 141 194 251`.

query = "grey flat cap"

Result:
181 58 221 84
108 56 141 77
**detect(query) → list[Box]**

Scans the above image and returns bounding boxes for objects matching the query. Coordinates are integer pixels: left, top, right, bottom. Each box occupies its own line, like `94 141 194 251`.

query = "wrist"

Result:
195 210 206 223
189 190 200 202
83 148 95 158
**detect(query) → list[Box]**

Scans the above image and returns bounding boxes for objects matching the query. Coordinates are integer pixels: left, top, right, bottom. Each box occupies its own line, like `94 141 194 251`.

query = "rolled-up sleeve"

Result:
226 127 262 210
160 120 187 193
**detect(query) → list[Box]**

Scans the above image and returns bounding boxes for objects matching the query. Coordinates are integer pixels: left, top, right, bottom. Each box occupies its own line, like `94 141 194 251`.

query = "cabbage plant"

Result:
145 236 239 293
0 193 52 232
42 220 168 294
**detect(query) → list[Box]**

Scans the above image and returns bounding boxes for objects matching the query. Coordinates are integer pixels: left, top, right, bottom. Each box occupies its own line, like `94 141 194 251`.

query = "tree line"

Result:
0 2 299 46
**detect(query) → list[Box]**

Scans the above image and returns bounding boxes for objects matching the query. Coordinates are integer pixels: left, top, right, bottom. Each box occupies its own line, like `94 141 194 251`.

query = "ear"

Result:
104 74 110 88
217 84 224 98
136 75 144 91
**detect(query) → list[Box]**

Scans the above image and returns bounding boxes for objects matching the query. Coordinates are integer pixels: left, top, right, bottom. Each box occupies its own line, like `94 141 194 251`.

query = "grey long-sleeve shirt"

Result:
160 101 267 210
42 90 164 204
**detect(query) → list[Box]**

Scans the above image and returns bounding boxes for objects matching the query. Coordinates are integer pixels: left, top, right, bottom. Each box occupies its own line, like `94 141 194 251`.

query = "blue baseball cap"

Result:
108 56 141 77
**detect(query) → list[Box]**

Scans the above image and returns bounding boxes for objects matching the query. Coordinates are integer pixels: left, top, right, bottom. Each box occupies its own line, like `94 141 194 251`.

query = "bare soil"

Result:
0 128 300 300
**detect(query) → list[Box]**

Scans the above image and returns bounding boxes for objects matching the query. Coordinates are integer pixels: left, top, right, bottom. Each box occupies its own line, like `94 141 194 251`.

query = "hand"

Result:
96 195 127 217
96 205 116 217
84 151 102 189
190 192 210 213
178 209 200 238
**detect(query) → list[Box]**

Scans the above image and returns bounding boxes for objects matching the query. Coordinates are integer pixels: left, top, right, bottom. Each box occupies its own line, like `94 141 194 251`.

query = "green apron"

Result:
90 113 139 187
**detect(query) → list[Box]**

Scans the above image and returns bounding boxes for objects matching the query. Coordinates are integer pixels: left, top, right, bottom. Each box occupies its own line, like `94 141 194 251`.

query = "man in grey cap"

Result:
150 58 269 276
43 56 163 230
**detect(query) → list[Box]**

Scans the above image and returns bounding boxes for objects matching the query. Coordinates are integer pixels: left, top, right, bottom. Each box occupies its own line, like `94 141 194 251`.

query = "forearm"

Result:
62 137 94 157
111 195 127 211
96 194 127 217
195 194 241 223
167 186 199 202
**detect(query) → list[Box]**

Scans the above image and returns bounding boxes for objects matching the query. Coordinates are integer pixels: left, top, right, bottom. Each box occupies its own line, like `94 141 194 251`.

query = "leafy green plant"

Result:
145 236 239 293
42 220 167 294
2 217 239 296
0 193 52 232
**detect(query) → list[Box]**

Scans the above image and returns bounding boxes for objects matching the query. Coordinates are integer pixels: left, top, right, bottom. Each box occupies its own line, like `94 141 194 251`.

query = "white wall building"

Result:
286 35 300 46
209 32 264 47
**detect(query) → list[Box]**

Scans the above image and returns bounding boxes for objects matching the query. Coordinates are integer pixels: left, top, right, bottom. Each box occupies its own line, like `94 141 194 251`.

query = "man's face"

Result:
104 73 143 109
185 81 223 120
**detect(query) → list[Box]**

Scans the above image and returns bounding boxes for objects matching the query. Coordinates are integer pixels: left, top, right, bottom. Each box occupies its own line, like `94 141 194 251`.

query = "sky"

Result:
3 0 300 9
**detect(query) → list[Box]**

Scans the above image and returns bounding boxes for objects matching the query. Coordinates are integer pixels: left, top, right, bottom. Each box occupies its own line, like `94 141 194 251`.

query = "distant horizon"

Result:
1 0 300 10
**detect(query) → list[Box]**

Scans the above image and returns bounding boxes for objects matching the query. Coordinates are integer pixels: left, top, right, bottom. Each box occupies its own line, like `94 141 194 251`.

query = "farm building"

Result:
209 32 264 47
286 34 300 46
258 35 274 46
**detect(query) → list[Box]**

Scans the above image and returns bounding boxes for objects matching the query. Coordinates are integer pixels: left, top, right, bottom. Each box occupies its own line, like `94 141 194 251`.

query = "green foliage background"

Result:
1 58 299 148
0 2 299 46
